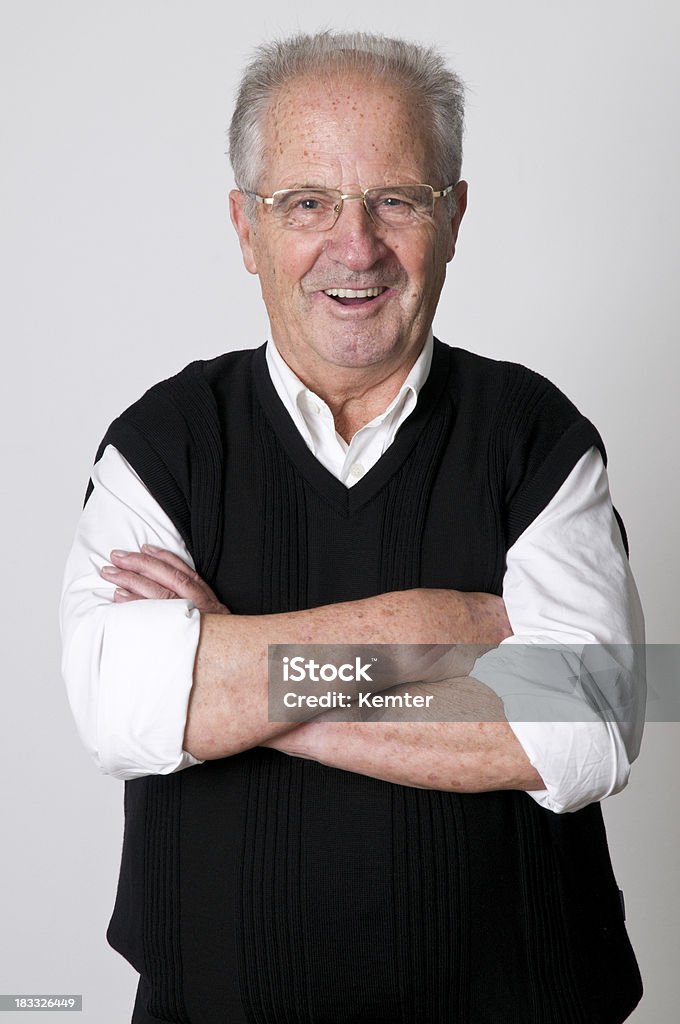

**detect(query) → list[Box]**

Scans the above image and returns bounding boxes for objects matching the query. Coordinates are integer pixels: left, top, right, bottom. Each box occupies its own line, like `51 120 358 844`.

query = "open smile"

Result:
321 286 389 307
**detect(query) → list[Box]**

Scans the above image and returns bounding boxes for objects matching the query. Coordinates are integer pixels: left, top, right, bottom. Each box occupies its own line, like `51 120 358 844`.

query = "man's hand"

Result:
100 545 229 615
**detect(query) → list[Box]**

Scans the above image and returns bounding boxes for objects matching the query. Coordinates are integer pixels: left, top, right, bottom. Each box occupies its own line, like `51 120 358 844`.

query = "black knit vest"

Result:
91 340 641 1024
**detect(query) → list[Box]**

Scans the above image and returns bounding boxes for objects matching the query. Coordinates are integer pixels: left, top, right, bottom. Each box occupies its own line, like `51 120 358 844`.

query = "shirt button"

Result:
349 463 365 479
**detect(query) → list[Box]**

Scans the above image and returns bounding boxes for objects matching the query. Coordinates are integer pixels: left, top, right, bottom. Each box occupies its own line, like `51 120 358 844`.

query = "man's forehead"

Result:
261 73 432 185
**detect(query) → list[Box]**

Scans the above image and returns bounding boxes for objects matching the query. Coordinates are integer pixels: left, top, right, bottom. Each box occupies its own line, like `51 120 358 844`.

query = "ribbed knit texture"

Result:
378 399 453 592
143 776 188 1023
256 402 309 613
93 340 641 1024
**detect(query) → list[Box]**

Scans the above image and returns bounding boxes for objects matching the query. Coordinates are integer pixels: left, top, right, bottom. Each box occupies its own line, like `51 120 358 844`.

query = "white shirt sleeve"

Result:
59 444 204 779
472 446 645 813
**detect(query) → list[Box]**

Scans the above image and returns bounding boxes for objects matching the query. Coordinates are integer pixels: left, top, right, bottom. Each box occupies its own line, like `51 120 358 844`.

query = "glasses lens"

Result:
270 190 339 230
365 185 435 226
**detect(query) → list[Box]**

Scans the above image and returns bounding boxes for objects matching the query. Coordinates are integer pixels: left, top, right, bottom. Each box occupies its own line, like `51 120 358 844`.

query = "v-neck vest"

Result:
93 340 641 1024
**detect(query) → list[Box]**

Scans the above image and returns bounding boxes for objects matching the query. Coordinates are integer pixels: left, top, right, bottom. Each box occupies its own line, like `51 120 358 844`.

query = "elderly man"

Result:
61 31 644 1024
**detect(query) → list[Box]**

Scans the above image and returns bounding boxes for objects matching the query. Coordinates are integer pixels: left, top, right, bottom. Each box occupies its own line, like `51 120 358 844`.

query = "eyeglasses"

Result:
246 183 455 231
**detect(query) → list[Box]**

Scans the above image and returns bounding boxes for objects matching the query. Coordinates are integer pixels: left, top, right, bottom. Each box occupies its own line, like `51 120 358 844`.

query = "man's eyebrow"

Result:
279 183 334 190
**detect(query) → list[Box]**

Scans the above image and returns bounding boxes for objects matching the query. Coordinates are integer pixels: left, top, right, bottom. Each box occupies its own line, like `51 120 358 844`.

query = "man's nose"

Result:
325 196 386 269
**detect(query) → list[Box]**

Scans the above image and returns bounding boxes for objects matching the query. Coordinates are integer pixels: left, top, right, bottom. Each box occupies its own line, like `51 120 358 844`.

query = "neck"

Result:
327 374 414 442
305 357 421 442
273 339 429 443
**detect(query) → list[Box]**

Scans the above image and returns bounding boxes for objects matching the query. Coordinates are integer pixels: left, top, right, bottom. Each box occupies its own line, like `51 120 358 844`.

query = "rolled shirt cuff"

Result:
471 636 639 813
96 598 203 779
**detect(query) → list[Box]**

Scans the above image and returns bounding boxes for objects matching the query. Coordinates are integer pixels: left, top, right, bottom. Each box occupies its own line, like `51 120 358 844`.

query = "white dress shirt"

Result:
60 336 645 812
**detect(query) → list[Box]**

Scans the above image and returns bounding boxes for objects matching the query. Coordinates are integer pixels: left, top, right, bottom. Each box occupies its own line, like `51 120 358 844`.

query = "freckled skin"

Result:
230 71 467 418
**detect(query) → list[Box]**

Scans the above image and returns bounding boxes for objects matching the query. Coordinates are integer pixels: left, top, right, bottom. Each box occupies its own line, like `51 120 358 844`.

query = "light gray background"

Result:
1 1 678 1021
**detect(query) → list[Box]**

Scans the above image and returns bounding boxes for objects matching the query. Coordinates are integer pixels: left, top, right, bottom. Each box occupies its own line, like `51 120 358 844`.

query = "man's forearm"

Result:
263 677 544 792
184 589 511 760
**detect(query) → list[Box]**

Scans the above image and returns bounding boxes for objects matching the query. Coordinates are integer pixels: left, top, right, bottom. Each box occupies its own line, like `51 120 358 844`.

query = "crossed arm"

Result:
61 445 643 807
101 545 544 792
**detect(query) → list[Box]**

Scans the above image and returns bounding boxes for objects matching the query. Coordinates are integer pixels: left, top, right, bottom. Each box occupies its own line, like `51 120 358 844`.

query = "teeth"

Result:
323 287 385 298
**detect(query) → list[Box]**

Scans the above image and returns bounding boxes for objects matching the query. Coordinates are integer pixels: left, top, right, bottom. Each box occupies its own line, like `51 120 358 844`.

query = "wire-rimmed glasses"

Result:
246 183 455 231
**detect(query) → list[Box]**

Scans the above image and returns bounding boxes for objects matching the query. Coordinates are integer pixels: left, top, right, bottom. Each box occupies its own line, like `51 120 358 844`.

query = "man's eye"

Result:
280 194 331 214
378 194 419 212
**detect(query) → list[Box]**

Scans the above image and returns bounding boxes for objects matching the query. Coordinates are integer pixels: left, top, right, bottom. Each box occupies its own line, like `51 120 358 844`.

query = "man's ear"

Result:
446 179 468 263
229 190 259 275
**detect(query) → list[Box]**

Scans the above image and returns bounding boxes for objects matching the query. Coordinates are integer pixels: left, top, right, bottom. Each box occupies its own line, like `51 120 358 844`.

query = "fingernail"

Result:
101 565 120 576
110 549 130 558
141 543 160 552
115 588 132 597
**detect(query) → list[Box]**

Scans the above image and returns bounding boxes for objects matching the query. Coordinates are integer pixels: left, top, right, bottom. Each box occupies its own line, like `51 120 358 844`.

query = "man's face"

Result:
230 72 467 389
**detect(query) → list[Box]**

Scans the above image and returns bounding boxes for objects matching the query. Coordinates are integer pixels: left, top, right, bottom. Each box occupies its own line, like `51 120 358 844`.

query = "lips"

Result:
321 285 389 306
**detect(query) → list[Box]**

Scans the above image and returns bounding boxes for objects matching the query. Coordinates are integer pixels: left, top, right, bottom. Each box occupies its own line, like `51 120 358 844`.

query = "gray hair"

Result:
228 31 465 201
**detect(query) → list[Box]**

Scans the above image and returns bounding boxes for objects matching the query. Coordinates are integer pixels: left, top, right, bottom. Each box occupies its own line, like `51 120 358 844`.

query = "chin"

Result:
324 344 398 370
319 330 408 369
